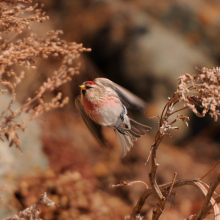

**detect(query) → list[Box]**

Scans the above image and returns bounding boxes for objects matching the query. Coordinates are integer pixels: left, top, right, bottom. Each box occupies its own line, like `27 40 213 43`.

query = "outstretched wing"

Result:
75 96 107 147
94 78 147 111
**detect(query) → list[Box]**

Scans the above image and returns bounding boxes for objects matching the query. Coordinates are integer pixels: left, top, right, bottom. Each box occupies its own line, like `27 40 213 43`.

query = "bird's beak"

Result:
79 85 86 90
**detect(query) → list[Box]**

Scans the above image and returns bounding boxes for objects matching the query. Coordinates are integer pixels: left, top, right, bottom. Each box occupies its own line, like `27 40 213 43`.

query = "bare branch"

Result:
195 173 220 220
200 160 220 180
110 180 148 189
165 172 177 201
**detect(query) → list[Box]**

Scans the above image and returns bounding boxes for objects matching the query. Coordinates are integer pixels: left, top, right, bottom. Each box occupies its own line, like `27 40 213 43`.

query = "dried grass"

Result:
114 67 220 220
0 0 90 150
2 1 220 220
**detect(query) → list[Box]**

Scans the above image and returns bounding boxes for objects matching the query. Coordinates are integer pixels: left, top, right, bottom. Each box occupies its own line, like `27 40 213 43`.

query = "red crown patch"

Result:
85 81 95 85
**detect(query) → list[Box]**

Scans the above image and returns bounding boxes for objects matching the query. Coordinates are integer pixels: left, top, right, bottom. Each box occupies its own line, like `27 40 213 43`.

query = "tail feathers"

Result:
129 129 141 138
115 119 151 157
130 119 151 133
115 129 134 157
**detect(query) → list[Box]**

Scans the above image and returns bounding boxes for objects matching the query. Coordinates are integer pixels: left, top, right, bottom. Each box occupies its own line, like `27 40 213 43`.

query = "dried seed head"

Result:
177 67 220 121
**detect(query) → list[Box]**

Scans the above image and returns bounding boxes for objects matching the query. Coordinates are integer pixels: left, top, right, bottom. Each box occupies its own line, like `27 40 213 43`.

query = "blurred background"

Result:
1 0 220 219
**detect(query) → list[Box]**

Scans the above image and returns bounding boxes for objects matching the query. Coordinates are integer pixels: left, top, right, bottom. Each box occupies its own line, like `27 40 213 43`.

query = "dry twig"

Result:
129 67 220 220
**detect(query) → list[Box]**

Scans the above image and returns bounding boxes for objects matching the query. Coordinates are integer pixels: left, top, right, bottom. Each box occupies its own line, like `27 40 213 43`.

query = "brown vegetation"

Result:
0 0 90 150
1 1 220 220
126 67 220 220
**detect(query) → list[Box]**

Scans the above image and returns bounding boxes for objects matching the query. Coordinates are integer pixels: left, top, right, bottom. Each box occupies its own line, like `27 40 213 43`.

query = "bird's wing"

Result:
94 78 147 111
75 96 107 147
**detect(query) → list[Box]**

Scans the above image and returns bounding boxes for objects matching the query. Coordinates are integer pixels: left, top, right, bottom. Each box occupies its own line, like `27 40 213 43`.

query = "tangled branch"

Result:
123 67 220 220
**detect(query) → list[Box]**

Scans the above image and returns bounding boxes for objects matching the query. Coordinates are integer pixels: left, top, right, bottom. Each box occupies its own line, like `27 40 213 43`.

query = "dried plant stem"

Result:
169 106 188 117
0 32 21 50
205 196 220 218
165 172 177 200
148 95 181 220
132 179 215 215
195 173 220 220
131 67 220 219
149 137 165 220
200 160 220 180
110 180 148 189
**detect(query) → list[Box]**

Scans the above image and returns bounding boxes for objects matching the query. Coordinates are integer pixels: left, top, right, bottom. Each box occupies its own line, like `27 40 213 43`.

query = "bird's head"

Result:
80 81 96 95
80 81 105 103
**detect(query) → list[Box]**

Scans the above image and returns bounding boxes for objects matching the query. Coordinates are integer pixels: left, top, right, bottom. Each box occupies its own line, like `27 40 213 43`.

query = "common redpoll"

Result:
75 78 151 157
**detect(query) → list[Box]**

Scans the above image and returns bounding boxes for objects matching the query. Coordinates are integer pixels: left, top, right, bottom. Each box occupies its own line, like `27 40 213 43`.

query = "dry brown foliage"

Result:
2 1 220 220
178 67 220 121
112 67 220 220
0 0 90 149
5 192 55 220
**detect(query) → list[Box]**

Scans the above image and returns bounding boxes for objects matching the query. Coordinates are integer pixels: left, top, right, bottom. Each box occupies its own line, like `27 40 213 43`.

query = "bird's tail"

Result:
114 119 151 157
129 118 151 137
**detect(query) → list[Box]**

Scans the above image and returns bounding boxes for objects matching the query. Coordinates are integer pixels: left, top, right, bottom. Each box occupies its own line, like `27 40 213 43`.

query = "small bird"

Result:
75 78 151 157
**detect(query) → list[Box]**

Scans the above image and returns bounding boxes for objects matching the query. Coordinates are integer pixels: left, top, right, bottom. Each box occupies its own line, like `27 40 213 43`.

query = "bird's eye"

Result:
86 86 92 89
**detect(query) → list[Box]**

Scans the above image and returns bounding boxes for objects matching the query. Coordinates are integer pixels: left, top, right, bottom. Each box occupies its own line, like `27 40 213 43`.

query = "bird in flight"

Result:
75 78 151 157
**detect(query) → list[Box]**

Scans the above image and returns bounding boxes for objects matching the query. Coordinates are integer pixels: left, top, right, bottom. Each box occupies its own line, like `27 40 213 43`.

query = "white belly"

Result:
93 100 123 126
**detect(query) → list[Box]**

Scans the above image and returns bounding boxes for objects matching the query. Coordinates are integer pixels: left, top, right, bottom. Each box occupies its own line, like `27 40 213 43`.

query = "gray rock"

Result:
0 94 48 218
